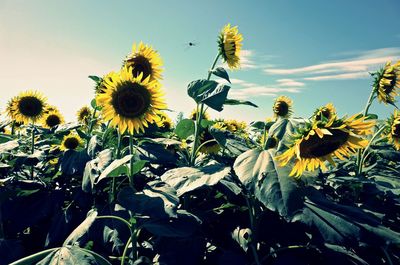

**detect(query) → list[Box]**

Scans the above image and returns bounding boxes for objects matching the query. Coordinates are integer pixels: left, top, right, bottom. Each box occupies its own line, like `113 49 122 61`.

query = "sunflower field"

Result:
1 24 400 265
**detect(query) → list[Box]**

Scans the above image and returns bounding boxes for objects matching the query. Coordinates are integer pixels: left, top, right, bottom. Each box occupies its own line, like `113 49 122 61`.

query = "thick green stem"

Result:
120 236 132 265
356 86 377 173
357 125 386 175
190 53 221 165
109 131 122 202
129 134 136 190
245 195 261 265
30 125 35 179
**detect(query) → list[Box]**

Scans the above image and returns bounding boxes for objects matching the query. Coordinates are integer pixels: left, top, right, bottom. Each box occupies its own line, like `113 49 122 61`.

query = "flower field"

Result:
1 24 400 265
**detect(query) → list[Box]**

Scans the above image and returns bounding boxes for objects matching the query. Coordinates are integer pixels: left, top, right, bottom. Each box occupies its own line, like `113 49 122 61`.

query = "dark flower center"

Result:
273 101 289 117
64 137 80 150
18 96 43 117
201 130 217 147
128 55 152 79
300 129 349 158
265 137 278 149
79 108 91 121
315 107 331 121
46 114 61 127
112 82 151 118
392 122 400 137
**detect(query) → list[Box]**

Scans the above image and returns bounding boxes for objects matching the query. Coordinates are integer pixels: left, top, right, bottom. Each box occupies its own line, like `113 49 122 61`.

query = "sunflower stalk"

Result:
356 85 377 174
129 134 137 191
30 124 35 179
190 53 221 165
245 194 261 265
357 125 387 175
109 131 122 203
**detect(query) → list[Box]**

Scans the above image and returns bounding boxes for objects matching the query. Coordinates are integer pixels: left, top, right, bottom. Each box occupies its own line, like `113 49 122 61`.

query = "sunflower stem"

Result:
356 86 377 174
128 134 137 191
262 123 268 150
11 121 15 136
109 131 122 203
96 215 131 231
245 194 261 265
357 125 386 175
190 53 221 165
30 124 35 179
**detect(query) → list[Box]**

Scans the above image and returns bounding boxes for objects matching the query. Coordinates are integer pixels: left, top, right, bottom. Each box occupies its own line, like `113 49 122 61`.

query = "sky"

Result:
1 0 400 123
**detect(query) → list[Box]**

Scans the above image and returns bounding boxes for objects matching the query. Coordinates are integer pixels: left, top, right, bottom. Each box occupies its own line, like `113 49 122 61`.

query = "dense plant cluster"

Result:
1 24 399 265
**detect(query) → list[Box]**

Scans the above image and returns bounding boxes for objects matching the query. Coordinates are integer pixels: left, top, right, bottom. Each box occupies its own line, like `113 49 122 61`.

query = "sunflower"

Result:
376 61 400 105
199 129 220 154
11 91 47 124
218 24 243 69
95 71 117 95
60 133 84 151
276 115 374 177
189 108 210 121
45 105 59 113
41 110 65 129
313 103 337 123
77 106 93 125
124 42 163 81
157 112 174 130
96 66 166 134
386 110 400 150
273 96 293 118
5 96 19 120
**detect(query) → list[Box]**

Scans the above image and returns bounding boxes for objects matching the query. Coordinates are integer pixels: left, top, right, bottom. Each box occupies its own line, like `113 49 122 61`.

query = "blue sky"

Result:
1 0 399 123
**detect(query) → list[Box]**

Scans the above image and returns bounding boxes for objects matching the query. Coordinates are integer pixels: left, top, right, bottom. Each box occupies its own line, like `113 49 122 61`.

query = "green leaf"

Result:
88 75 101 83
231 227 251 252
224 98 258 108
136 142 176 164
63 209 98 246
90 99 98 109
117 181 179 219
175 119 195 139
82 149 113 193
87 135 103 158
211 67 231 83
233 149 304 219
143 210 201 237
0 140 19 153
187 79 231 111
365 113 378 120
60 150 91 175
161 161 231 196
35 246 111 265
96 154 132 184
129 159 147 176
209 127 250 156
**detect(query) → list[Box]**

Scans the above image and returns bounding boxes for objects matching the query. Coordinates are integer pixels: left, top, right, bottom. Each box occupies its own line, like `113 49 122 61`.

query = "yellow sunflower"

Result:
96 66 166 134
41 110 65 129
77 106 93 125
376 61 400 105
5 96 19 120
276 115 375 177
0 127 10 135
199 129 220 154
157 112 174 130
386 110 400 150
124 42 163 81
273 96 293 118
95 71 117 95
313 103 337 123
189 108 210 121
218 24 243 69
11 90 47 124
60 133 84 151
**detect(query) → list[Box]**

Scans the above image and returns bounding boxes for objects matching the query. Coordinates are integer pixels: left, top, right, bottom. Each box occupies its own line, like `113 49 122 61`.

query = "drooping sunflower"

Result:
376 61 400 105
96 66 166 134
5 96 19 120
276 115 375 177
11 91 47 124
77 106 93 125
189 108 210 121
60 133 84 151
313 103 337 123
199 129 220 154
386 110 400 150
156 112 174 130
218 24 243 69
124 42 163 81
41 110 65 129
273 96 293 118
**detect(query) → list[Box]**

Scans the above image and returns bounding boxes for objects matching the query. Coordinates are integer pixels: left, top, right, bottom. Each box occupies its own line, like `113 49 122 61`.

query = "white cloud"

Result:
276 79 305 87
263 47 400 81
239 49 258 69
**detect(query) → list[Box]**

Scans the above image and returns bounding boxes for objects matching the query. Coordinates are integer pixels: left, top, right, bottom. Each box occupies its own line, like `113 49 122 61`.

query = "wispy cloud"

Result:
239 49 258 69
276 79 305 87
263 47 400 81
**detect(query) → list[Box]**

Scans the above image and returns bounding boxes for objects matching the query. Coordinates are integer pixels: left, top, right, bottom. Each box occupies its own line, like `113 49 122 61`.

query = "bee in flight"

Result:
184 41 199 51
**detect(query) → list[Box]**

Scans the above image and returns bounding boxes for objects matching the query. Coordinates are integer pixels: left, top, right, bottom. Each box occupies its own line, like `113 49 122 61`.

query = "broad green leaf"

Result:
96 154 132 184
87 135 103 158
117 181 179 219
34 246 111 265
209 127 250 156
187 79 231 111
175 119 195 139
0 140 19 153
231 227 251 252
103 226 124 254
90 99 98 109
88 75 101 83
161 161 231 196
63 209 98 246
224 98 258 108
233 149 304 219
211 67 231 83
136 142 176 164
143 210 201 237
187 79 218 102
60 150 91 175
82 149 113 192
129 159 147 176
